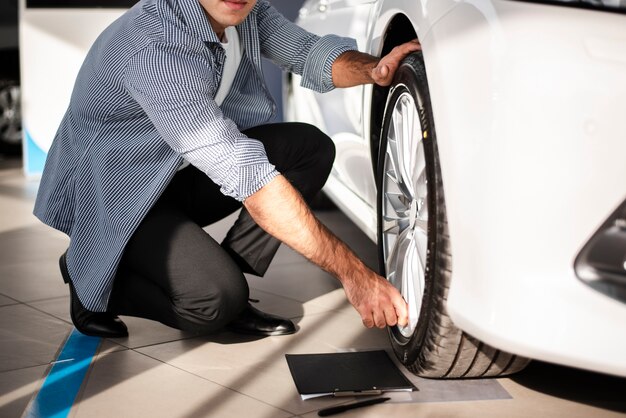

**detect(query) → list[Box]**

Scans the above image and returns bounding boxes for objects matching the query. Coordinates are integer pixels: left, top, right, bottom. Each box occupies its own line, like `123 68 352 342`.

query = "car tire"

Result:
377 52 529 378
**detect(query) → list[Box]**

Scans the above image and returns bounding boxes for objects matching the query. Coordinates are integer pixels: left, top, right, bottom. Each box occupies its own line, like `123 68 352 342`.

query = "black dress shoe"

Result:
60 252 128 338
227 303 296 336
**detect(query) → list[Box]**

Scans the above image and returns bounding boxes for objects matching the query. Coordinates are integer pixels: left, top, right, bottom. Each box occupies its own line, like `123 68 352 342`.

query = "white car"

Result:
285 0 626 378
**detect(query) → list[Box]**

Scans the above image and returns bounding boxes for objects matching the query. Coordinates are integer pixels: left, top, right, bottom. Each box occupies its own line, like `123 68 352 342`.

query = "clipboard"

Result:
285 350 416 400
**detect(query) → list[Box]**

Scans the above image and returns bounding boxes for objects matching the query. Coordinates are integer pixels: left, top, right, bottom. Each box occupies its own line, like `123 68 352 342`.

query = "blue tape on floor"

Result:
24 329 101 418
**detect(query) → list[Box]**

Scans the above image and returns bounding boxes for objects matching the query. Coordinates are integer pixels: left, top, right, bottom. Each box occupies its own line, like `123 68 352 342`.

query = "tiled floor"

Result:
1 157 626 418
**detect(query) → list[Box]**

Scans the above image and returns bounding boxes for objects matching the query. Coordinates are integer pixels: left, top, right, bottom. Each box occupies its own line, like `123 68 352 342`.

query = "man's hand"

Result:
332 39 421 88
343 270 408 328
371 39 421 86
244 175 408 328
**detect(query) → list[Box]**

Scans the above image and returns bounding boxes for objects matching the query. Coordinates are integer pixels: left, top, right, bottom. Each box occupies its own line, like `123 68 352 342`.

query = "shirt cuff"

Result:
300 34 358 93
236 167 280 202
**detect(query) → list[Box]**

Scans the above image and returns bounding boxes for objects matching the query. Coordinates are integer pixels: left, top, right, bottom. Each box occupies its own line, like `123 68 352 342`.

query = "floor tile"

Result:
0 223 68 266
247 262 343 304
0 364 48 418
0 172 39 200
73 349 293 418
269 244 310 267
0 176 41 233
108 316 203 350
298 381 626 418
0 294 18 307
302 288 355 314
29 296 196 350
0 258 68 302
27 296 71 323
0 304 71 372
116 288 339 350
136 309 389 416
96 340 129 355
249 288 335 320
0 223 69 303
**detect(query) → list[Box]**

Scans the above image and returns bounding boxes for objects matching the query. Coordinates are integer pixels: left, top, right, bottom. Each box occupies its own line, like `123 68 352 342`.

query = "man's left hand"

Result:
371 39 421 86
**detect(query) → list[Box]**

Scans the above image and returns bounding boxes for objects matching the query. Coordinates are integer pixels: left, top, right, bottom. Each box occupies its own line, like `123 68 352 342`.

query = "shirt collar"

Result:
178 0 221 43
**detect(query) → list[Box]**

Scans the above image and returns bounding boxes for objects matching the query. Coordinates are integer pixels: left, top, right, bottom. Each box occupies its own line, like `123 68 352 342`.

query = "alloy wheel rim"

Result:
381 89 428 339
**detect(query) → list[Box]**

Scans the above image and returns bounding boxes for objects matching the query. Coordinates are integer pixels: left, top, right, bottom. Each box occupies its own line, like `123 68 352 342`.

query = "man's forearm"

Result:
243 175 368 283
243 175 408 328
331 51 379 88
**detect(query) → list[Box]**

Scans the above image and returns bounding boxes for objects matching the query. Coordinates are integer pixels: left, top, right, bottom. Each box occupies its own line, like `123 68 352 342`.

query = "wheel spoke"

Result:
413 227 428 277
400 98 414 194
390 104 413 200
385 230 403 289
405 234 423 333
392 229 423 337
397 95 422 200
384 191 408 217
412 137 427 199
382 216 398 231
385 138 400 186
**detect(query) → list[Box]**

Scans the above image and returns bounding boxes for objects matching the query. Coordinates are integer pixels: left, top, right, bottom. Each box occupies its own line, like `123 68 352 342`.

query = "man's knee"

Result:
290 123 336 198
301 123 336 169
171 284 248 333
316 130 336 174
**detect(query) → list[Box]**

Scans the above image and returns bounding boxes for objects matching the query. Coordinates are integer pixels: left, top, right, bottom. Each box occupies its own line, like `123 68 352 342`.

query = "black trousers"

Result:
108 123 335 333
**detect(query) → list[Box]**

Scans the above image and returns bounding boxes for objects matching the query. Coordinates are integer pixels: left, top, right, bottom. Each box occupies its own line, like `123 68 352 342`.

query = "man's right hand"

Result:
342 270 408 328
244 175 409 329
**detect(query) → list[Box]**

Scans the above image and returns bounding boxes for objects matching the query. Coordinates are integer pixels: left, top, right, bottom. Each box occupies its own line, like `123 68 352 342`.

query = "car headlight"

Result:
575 198 626 304
511 0 626 12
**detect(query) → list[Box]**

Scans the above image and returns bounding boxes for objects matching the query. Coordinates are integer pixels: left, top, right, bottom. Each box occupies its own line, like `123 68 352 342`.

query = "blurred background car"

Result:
285 0 626 378
0 0 21 156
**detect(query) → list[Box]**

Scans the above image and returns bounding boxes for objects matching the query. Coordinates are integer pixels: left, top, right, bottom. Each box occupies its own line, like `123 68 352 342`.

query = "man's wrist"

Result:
331 50 379 88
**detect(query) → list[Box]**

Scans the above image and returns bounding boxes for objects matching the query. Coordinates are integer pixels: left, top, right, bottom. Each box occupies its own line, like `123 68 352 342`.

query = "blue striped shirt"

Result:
33 0 356 311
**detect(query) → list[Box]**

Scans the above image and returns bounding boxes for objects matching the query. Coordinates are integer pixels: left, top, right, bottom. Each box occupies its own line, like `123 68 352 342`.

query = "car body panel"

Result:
288 0 626 376
426 0 626 376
